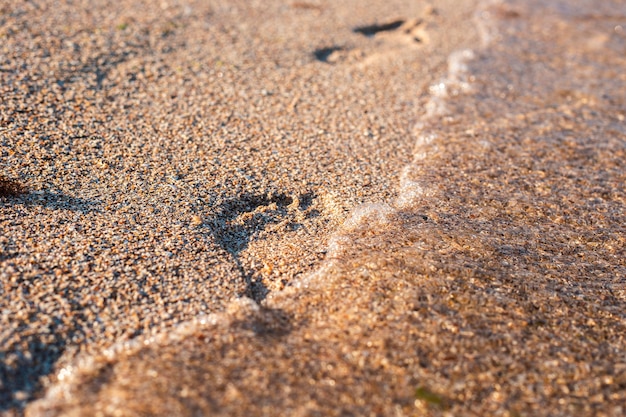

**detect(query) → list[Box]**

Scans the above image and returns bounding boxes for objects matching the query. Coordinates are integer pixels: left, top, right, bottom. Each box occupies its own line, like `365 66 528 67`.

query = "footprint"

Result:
353 19 407 37
313 8 435 65
354 17 431 45
211 192 313 256
313 46 346 63
209 191 315 300
313 46 365 64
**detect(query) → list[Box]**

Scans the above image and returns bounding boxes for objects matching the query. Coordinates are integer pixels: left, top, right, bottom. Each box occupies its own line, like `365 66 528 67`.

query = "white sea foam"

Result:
473 0 505 47
396 49 481 209
423 49 476 117
396 169 428 209
322 202 395 259
391 2 505 215
340 202 394 231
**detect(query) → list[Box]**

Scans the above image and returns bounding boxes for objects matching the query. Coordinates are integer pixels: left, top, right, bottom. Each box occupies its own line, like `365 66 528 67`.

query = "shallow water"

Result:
20 0 626 415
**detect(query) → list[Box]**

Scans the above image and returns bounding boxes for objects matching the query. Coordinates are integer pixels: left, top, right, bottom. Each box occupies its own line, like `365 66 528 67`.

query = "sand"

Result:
1 0 625 415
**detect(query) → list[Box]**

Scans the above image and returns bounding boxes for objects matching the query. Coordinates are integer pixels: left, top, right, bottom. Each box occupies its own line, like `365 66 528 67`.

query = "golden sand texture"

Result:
1 0 483 414
22 0 626 416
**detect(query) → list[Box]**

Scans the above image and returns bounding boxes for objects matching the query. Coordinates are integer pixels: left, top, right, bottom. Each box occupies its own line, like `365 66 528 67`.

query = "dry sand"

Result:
1 0 625 416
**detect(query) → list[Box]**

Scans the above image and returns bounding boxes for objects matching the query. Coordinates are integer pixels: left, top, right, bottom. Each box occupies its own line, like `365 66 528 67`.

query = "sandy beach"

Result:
1 0 625 415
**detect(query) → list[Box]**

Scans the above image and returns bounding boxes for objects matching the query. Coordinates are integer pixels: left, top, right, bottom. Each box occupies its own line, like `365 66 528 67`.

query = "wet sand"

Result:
2 0 625 415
